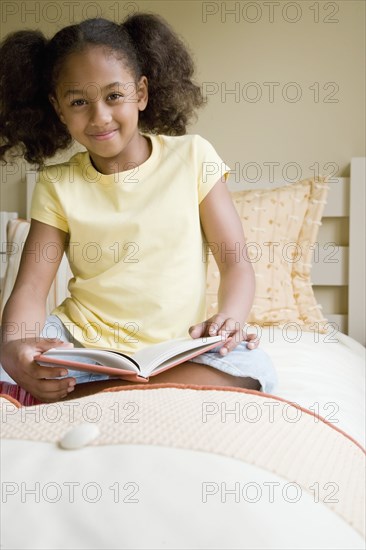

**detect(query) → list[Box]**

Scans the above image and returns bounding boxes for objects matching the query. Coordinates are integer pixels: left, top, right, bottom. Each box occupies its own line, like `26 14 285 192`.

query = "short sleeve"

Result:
195 136 231 203
30 166 69 233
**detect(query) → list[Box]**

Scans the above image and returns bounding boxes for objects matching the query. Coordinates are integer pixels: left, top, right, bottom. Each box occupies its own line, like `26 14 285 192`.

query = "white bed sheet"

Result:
1 441 364 550
257 328 365 446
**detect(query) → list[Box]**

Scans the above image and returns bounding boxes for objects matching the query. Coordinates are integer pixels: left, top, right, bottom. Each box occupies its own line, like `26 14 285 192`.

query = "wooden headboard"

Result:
25 157 366 346
348 158 366 346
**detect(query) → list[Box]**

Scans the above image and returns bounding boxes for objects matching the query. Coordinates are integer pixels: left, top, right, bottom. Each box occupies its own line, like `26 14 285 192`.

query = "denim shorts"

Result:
41 315 278 394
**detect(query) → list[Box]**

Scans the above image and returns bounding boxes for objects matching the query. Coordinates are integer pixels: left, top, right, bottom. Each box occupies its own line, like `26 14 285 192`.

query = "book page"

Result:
38 348 140 373
134 335 223 376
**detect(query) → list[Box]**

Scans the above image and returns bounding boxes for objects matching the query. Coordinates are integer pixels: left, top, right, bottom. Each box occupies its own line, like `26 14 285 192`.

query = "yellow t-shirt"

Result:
31 133 229 351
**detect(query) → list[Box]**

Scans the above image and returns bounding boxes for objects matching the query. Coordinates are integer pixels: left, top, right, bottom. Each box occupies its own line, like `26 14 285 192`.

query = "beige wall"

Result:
1 0 365 217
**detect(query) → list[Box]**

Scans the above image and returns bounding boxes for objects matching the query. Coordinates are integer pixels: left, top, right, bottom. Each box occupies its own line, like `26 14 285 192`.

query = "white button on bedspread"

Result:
59 424 100 450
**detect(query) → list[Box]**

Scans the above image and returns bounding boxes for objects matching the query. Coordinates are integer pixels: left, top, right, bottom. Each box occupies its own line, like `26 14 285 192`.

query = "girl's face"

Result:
50 46 149 174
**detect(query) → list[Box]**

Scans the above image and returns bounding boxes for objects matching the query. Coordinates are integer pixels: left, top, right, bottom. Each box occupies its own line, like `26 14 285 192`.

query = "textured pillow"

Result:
205 177 329 331
0 219 72 320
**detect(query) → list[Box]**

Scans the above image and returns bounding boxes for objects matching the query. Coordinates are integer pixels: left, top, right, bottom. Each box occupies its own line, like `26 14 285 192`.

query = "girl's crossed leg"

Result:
42 315 277 401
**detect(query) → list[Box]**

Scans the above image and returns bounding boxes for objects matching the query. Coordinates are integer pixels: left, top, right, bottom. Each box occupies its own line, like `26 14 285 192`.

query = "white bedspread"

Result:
258 328 365 446
1 328 365 550
1 441 364 550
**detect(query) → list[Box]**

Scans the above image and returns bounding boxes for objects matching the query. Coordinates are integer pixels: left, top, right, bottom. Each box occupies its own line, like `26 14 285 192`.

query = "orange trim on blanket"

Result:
100 382 366 454
0 393 22 408
3 380 364 454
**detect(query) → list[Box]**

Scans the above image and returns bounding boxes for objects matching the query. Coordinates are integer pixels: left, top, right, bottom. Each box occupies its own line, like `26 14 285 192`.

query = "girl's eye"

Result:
68 93 123 107
108 93 124 102
70 98 87 107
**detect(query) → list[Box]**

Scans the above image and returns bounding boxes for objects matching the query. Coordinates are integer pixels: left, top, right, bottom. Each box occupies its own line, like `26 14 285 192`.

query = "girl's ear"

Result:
49 95 66 124
137 76 149 112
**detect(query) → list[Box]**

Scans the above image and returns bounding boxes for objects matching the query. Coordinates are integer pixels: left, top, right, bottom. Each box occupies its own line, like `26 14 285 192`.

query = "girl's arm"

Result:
189 177 259 355
0 220 76 401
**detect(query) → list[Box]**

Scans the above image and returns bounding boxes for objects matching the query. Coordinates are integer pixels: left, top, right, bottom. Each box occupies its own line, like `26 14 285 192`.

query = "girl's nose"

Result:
89 101 112 126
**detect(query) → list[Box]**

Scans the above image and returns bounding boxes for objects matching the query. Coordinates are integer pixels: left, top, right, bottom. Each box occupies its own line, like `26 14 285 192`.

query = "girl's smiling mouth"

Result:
88 129 118 140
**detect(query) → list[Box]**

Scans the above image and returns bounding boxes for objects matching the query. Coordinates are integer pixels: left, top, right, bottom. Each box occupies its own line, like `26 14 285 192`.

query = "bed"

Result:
0 158 365 550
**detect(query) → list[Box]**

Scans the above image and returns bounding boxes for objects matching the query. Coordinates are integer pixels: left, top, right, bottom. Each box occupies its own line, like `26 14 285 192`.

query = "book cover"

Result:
35 335 224 382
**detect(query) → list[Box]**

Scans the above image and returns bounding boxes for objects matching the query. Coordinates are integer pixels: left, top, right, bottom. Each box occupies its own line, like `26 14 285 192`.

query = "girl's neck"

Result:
88 133 152 175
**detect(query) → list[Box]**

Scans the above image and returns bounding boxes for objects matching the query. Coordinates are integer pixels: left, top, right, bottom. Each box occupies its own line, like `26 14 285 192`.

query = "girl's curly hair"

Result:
0 14 204 167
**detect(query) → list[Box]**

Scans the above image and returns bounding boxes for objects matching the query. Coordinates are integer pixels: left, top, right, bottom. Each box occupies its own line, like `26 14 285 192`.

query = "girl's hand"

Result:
189 313 260 356
0 338 76 402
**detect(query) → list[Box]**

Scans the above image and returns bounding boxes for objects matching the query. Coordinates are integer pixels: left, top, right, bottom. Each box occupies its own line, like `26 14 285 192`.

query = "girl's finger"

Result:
246 333 259 341
34 384 75 403
35 339 74 352
190 314 227 338
189 322 207 338
37 377 76 394
206 314 228 336
219 336 239 355
28 361 71 380
20 340 74 367
244 332 260 349
217 317 237 339
23 376 76 403
218 318 241 354
219 337 230 355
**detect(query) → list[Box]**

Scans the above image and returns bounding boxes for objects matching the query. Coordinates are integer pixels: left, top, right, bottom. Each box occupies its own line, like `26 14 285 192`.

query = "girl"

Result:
0 13 277 403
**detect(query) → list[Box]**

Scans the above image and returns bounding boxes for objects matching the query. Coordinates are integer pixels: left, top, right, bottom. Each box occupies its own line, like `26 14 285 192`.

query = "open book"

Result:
35 335 224 382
